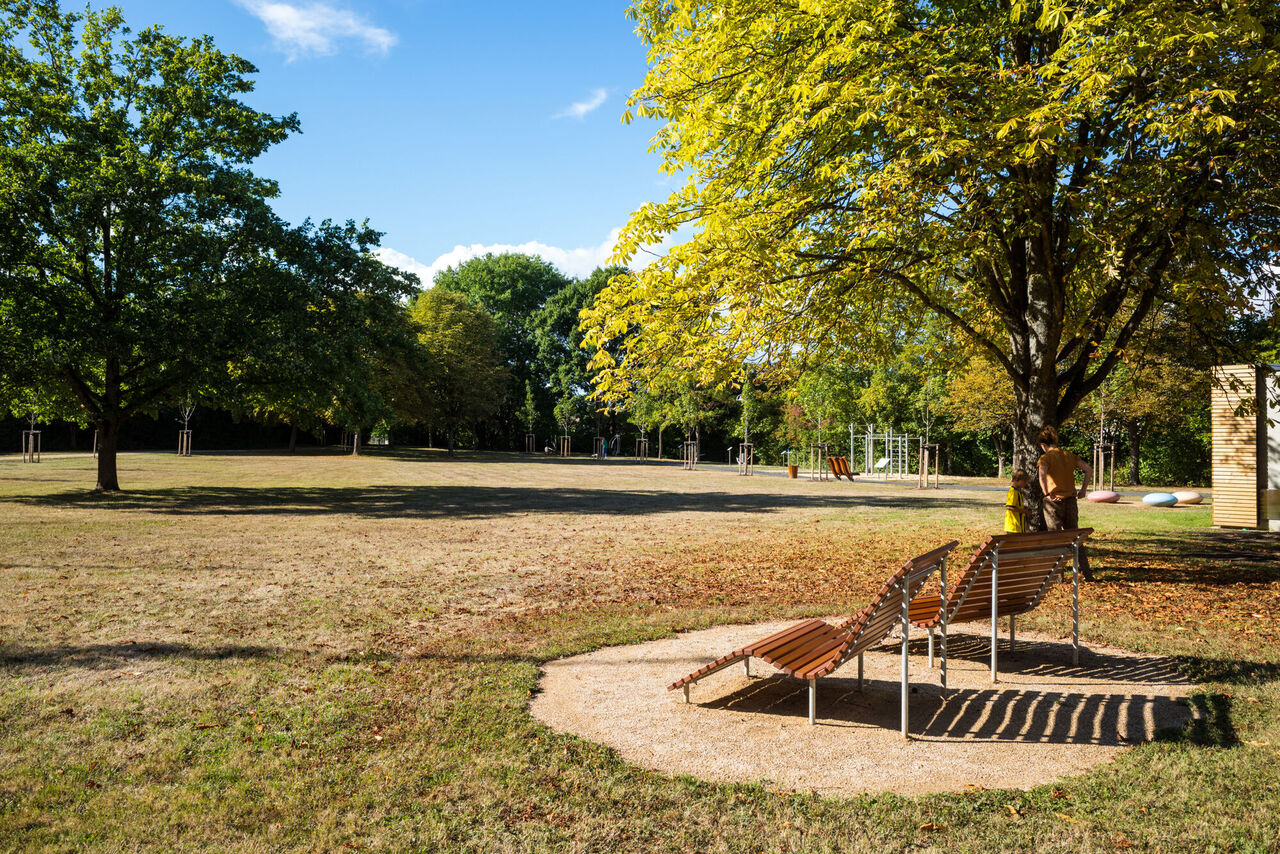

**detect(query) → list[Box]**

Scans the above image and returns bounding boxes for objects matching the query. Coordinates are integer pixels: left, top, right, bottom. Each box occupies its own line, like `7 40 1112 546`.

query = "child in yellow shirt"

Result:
1005 471 1029 534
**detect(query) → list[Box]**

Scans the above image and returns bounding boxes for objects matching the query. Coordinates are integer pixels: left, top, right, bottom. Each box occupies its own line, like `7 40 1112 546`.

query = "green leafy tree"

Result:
435 253 571 447
228 219 420 454
586 0 1280 510
0 3 299 490
408 289 506 456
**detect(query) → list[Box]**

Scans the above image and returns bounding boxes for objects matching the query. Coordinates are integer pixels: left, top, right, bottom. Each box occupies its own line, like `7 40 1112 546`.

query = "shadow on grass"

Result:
9 483 977 519
0 641 275 670
1092 529 1280 587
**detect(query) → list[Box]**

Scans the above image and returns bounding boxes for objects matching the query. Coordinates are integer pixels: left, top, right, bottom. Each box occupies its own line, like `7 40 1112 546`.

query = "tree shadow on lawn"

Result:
1093 529 1280 587
10 484 977 519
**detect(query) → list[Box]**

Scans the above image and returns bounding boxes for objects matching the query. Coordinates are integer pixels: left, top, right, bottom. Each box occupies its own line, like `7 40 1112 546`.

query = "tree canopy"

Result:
584 0 1280 478
0 3 414 486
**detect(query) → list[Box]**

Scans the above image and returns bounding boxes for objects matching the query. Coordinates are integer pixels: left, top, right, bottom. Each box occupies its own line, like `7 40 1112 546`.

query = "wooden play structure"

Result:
1211 365 1280 530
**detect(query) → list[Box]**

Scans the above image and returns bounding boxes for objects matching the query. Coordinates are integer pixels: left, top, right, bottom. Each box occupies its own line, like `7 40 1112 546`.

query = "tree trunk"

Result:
288 422 298 455
1125 419 1144 485
447 423 456 457
658 425 665 459
351 428 361 456
993 431 1006 479
95 417 123 492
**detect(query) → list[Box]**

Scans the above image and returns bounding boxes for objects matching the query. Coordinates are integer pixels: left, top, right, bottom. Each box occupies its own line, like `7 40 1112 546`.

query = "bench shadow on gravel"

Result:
12 484 975 519
696 633 1243 747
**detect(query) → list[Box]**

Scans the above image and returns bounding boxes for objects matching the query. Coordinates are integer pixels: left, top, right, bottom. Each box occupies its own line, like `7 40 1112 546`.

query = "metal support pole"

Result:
940 556 948 692
901 577 910 739
809 680 816 725
744 658 750 677
927 628 934 668
1072 542 1081 666
1009 614 1016 653
858 652 864 689
683 684 690 703
990 549 1000 683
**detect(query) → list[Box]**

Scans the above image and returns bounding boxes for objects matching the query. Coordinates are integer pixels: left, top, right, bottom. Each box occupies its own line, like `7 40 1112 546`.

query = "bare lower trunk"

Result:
447 423 456 457
95 417 123 492
288 422 298 454
1125 419 1144 485
994 431 1006 479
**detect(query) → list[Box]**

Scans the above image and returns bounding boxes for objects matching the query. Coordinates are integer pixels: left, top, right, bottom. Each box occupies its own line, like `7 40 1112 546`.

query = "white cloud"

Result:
234 0 396 59
376 229 625 286
554 88 608 120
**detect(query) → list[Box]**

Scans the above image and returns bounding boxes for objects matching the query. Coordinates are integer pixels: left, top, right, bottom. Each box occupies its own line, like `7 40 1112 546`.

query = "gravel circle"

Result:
530 621 1195 796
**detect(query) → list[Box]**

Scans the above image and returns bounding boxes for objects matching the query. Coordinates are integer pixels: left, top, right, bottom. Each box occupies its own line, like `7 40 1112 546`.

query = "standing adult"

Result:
1036 426 1096 581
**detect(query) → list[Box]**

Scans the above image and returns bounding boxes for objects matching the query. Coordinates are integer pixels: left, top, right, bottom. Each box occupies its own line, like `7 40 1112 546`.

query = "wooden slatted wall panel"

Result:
1211 365 1262 529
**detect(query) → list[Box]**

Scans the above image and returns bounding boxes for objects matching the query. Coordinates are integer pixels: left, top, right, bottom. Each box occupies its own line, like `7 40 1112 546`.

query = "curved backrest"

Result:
944 529 1092 624
835 540 959 658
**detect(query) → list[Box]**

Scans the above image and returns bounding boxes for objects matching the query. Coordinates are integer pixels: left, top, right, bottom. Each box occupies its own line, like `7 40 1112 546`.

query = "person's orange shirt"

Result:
1038 448 1080 498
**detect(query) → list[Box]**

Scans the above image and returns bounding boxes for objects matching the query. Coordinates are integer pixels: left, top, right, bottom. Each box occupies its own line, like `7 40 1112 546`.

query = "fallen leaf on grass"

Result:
918 823 947 832
194 723 219 730
1005 804 1021 819
1055 812 1081 824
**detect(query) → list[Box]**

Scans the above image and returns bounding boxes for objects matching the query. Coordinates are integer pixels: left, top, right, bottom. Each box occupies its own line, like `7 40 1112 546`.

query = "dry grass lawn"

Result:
1 448 1278 852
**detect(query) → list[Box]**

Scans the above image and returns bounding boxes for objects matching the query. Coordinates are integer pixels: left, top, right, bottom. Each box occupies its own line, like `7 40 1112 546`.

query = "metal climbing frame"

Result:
853 425 922 479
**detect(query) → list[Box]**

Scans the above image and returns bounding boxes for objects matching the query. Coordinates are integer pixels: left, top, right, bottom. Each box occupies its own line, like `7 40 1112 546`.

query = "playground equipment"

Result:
1211 364 1280 530
852 425 925 480
21 413 40 463
918 443 940 489
738 442 754 476
683 440 698 470
525 433 537 453
1091 443 1115 492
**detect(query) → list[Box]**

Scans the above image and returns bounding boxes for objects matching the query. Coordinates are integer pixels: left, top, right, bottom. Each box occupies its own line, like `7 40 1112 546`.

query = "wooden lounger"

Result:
825 456 857 480
908 529 1093 686
669 540 959 736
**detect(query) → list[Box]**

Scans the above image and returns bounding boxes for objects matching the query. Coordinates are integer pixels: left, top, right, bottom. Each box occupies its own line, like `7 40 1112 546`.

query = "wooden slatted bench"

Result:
669 540 959 736
909 529 1093 686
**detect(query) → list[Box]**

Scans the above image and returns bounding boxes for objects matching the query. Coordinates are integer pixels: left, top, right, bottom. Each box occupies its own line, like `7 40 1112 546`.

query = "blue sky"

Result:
113 0 667 283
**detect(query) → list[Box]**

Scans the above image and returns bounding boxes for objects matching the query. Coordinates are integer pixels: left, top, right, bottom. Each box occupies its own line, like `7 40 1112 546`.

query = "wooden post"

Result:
525 433 536 453
683 440 698 470
177 430 193 456
559 435 571 457
738 442 754 476
593 436 606 459
21 431 41 463
634 437 649 461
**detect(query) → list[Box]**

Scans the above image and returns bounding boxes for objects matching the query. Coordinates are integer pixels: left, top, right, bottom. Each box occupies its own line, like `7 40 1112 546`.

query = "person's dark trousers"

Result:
1043 496 1095 581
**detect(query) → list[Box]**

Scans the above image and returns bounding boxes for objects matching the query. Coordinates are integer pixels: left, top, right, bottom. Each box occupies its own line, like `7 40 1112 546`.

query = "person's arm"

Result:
1038 459 1056 501
1075 455 1093 497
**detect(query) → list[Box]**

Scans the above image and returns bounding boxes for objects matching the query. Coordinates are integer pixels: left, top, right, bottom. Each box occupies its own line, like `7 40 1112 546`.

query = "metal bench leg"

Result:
901 584 910 739
990 552 1000 683
1073 543 1081 666
858 652 864 689
744 658 750 677
1009 614 1016 653
683 684 690 703
809 680 816 725
928 627 934 668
